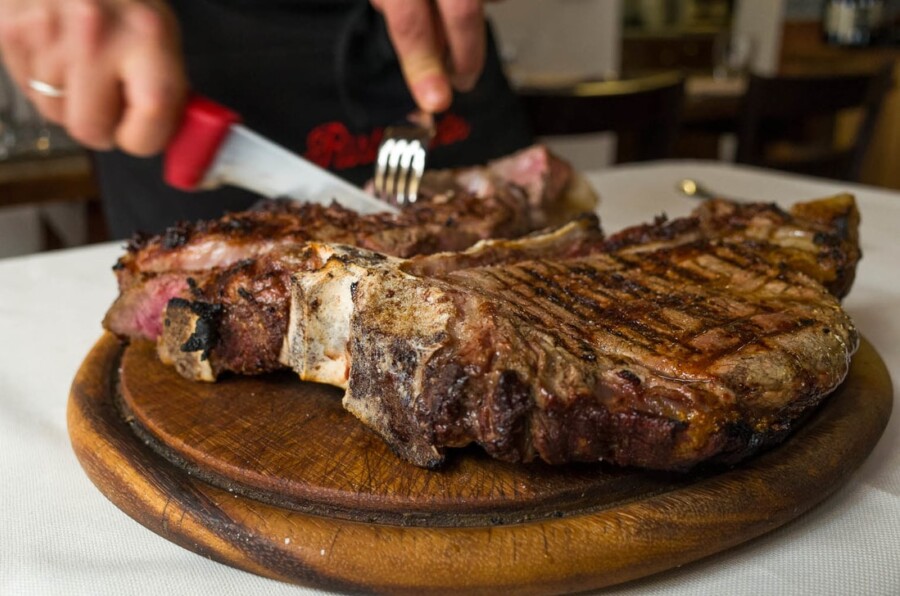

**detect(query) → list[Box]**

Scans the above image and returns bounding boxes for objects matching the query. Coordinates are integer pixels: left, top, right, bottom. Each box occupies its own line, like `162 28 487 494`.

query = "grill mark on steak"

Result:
467 266 616 360
563 259 720 332
562 264 689 347
653 248 811 364
559 262 719 346
512 262 682 357
500 260 690 355
541 262 620 314
512 262 679 352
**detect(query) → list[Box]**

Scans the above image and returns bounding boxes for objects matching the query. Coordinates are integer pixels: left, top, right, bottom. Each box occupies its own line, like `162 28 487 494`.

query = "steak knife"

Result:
164 96 399 215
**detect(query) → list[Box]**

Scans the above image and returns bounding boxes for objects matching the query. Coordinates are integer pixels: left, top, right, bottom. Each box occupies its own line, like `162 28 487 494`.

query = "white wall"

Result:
487 0 622 80
733 0 786 76
487 0 624 171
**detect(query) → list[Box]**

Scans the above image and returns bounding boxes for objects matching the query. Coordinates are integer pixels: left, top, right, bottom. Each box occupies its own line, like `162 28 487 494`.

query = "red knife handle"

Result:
164 95 241 191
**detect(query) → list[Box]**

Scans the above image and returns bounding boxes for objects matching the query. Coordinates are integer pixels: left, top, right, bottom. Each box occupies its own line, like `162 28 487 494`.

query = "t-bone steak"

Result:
145 193 861 470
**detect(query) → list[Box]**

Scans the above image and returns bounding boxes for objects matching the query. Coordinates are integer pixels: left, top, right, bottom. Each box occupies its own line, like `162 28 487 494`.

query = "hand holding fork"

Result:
370 1 491 206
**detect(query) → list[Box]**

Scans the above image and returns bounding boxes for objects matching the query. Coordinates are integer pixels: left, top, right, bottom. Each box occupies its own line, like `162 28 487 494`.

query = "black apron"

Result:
95 0 533 238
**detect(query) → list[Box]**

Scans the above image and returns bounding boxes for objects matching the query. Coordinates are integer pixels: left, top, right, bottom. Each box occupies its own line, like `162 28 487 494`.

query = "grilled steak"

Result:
157 194 860 384
329 233 857 469
148 196 859 469
273 199 859 470
151 194 861 471
104 145 596 341
105 154 862 471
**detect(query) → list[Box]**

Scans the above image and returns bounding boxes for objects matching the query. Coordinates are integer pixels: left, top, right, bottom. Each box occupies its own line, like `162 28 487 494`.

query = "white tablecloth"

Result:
1 161 898 595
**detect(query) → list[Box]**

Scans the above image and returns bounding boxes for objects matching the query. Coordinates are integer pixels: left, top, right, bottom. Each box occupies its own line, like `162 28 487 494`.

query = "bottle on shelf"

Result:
823 0 886 47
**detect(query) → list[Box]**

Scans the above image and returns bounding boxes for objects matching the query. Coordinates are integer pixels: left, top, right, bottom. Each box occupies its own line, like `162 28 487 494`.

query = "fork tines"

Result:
375 125 431 207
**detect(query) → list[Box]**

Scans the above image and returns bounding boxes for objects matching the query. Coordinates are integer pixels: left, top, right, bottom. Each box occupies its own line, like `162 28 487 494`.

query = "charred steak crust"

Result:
167 298 222 360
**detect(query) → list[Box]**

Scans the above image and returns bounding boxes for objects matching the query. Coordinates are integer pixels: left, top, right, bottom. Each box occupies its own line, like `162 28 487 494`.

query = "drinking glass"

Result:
0 62 17 159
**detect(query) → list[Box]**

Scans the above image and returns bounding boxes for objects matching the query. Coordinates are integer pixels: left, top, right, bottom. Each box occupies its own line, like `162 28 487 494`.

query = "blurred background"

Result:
2 0 899 258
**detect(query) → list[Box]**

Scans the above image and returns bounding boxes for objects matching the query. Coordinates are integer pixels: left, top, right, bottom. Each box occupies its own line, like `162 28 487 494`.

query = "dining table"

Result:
1 160 898 595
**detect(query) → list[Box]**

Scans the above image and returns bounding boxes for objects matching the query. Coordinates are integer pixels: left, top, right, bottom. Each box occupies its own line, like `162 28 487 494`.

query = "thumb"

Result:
374 0 452 113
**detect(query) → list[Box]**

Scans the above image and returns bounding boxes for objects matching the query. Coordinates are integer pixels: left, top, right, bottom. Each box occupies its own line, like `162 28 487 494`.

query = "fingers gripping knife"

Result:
164 96 398 215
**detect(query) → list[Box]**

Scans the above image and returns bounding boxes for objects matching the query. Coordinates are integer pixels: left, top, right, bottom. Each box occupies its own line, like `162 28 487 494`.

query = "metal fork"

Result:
374 119 434 207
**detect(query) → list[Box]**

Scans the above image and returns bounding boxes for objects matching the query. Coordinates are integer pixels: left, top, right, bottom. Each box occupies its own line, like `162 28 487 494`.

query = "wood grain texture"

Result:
68 333 893 594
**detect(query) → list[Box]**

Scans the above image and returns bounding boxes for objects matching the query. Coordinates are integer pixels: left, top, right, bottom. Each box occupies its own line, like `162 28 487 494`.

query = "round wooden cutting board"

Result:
68 333 892 595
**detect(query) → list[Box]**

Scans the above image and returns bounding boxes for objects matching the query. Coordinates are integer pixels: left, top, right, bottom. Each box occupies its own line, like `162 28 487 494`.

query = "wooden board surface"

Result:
68 333 893 594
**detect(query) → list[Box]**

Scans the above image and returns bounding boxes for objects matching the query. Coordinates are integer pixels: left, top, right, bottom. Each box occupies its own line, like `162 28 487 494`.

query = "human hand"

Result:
370 0 489 114
0 0 187 156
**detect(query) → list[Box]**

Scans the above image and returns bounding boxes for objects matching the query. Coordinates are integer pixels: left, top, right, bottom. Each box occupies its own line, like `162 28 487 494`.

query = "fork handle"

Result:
164 95 242 191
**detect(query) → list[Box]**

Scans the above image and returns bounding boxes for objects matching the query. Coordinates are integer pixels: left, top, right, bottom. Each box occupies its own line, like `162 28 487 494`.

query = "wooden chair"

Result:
735 63 894 182
517 71 685 163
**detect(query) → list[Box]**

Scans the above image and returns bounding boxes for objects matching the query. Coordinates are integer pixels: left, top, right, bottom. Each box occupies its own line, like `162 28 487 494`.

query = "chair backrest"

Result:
517 71 685 163
735 63 894 181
